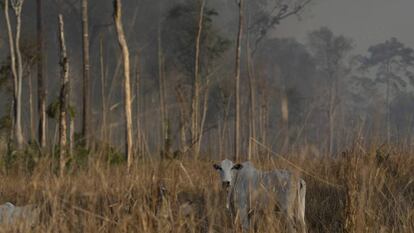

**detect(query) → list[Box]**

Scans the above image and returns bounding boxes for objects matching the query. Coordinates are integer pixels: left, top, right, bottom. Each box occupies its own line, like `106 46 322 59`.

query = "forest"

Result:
0 0 413 232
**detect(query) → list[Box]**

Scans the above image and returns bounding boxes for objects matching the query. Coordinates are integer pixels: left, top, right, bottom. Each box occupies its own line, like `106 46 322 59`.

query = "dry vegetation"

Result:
0 144 413 233
2 1 414 233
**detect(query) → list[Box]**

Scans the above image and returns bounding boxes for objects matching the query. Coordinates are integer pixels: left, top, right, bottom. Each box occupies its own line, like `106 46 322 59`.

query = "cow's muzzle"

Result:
222 181 230 189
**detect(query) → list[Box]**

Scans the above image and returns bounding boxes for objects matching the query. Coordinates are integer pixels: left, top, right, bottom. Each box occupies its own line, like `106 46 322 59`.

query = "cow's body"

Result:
214 160 306 232
0 202 39 226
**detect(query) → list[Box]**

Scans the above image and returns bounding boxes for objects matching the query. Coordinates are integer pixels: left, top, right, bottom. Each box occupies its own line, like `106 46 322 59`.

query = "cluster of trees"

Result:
1 0 414 168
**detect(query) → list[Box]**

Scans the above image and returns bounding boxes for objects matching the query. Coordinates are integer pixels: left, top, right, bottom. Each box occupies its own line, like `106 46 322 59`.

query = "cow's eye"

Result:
232 164 243 170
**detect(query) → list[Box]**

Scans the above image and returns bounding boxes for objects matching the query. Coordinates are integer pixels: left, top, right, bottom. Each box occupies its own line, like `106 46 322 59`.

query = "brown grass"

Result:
0 146 413 233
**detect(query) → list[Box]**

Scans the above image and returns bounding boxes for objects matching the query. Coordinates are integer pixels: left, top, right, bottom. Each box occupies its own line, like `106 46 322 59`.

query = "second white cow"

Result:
0 202 40 227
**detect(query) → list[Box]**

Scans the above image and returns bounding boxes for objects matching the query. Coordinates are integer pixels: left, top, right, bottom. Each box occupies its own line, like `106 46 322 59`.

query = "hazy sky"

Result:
274 0 414 53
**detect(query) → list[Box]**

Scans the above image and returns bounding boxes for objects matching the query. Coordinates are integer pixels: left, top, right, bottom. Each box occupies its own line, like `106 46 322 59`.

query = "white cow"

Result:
0 202 40 227
213 159 306 233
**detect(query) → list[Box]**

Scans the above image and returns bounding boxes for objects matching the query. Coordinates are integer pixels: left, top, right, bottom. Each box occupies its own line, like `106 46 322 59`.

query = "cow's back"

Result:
261 170 298 211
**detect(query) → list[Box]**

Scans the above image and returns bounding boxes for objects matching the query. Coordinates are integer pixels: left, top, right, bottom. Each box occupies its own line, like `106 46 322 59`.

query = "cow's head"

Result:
213 159 243 191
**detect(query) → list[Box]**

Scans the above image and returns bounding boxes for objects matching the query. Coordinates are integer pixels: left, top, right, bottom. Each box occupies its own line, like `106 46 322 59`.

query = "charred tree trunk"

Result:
4 0 25 149
81 0 91 147
114 0 134 171
58 14 69 176
37 0 47 149
234 0 244 161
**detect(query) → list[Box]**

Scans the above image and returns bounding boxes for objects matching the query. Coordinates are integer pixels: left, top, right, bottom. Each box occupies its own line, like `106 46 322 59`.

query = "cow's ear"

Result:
213 164 221 170
232 164 243 170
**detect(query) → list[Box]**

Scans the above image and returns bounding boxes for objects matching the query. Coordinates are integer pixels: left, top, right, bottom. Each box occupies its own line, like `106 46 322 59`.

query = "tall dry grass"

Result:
0 145 413 233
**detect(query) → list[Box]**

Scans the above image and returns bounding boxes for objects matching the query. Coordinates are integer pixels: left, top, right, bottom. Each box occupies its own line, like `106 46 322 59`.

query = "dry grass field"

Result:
0 144 413 233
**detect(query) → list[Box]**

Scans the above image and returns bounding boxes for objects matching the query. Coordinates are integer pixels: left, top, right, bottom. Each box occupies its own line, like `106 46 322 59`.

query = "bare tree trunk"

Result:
386 80 390 144
157 26 168 158
7 98 14 156
135 51 142 157
69 118 74 156
328 71 337 156
197 79 210 156
28 72 36 141
234 0 244 161
5 1 16 150
246 30 256 160
220 98 231 157
385 63 391 145
176 86 189 153
218 119 223 157
114 0 134 172
37 0 47 149
328 87 335 155
69 72 74 156
264 102 269 158
246 7 257 160
259 92 269 150
14 1 24 149
58 14 69 176
259 101 264 149
99 35 107 142
4 0 25 149
192 0 205 159
81 0 91 147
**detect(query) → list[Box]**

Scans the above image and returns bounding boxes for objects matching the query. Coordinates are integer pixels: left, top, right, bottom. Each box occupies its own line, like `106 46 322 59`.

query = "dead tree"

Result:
58 14 69 176
191 0 205 158
197 79 210 156
69 75 74 156
176 85 190 154
4 0 25 149
113 0 134 171
233 0 244 161
135 50 142 157
81 0 91 147
99 36 107 142
37 0 47 149
157 24 168 158
24 53 36 142
246 20 256 160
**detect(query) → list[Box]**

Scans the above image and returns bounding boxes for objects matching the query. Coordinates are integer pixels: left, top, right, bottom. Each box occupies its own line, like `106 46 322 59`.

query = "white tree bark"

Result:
4 0 25 149
192 0 205 158
58 14 69 176
114 0 134 171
